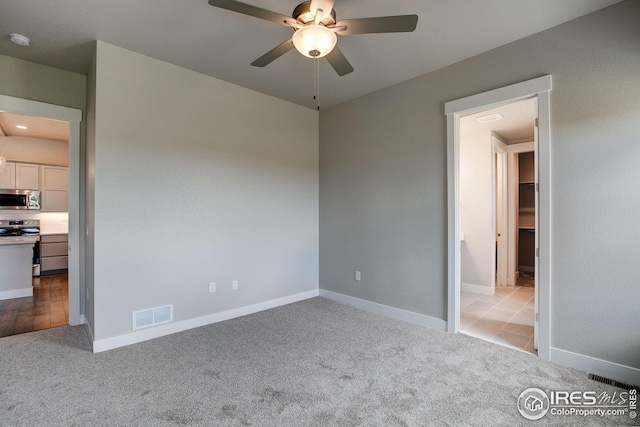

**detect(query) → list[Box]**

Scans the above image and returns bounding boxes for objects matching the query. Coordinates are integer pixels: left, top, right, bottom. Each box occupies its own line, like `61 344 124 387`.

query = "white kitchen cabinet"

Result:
0 162 40 190
16 163 39 189
40 234 68 274
0 162 16 189
39 165 68 212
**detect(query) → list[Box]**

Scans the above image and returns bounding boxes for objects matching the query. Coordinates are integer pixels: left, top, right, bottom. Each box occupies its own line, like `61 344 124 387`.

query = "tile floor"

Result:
460 285 536 355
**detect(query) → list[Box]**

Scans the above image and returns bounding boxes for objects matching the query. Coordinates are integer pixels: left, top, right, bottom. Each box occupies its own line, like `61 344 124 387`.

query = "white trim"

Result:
91 290 319 353
444 76 552 115
67 119 82 326
461 283 494 295
506 142 535 153
493 135 508 289
536 90 552 360
446 113 460 333
320 290 448 331
0 94 82 122
445 75 552 357
84 319 95 343
505 136 534 145
0 94 83 327
0 287 33 300
550 347 640 386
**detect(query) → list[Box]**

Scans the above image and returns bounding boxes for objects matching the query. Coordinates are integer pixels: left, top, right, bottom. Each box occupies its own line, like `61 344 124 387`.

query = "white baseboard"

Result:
84 319 95 344
461 283 494 295
0 287 33 300
92 289 320 353
550 347 640 386
319 290 447 331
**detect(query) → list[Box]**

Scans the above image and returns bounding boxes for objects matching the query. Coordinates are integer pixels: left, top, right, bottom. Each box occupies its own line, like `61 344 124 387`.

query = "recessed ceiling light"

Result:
16 125 28 130
9 33 31 47
475 113 503 123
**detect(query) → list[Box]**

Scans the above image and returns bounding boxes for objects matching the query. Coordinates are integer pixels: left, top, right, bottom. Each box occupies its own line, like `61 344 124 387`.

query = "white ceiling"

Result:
461 98 536 144
0 111 69 142
0 0 621 109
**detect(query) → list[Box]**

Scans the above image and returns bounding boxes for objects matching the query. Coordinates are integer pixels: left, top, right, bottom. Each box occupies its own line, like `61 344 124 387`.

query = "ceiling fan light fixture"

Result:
292 24 337 58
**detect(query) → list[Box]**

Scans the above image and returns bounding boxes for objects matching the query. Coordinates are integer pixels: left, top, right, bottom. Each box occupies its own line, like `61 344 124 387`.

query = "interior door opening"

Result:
457 98 539 355
446 75 551 360
0 94 82 338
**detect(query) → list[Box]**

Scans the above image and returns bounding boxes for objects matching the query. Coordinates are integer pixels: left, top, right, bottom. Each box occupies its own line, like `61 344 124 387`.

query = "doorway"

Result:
457 99 537 354
445 76 552 360
0 94 82 329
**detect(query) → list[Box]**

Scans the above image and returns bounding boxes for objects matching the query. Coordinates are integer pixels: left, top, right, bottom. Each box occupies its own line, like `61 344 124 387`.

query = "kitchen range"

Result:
0 219 40 300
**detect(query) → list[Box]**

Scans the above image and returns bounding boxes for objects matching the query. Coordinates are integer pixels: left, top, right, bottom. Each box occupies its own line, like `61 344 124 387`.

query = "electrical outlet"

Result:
355 271 361 281
209 282 216 293
232 280 238 290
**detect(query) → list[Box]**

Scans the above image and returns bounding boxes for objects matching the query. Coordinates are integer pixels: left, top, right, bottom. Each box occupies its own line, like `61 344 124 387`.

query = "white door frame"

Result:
0 94 83 326
493 135 508 287
445 75 552 360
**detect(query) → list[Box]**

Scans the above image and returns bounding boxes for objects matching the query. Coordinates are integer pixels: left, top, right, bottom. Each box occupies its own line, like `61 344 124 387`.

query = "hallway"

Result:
460 285 536 355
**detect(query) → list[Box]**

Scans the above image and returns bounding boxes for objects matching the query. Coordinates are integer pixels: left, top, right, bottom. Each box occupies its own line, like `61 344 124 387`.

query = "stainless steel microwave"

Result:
0 189 41 210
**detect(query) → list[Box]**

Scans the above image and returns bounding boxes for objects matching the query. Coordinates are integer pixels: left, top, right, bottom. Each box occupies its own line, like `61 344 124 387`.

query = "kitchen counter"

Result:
0 236 40 246
0 241 35 300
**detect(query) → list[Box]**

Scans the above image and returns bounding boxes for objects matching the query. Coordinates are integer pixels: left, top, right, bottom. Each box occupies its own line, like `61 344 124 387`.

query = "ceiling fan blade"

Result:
310 0 335 17
335 15 418 35
325 46 354 76
251 39 294 67
208 0 293 27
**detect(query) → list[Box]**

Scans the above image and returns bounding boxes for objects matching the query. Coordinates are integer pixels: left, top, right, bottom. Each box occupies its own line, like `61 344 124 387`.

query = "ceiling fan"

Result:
208 0 419 76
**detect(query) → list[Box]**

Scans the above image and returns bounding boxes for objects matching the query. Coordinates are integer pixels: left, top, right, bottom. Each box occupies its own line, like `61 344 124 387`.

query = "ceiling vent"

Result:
475 113 503 123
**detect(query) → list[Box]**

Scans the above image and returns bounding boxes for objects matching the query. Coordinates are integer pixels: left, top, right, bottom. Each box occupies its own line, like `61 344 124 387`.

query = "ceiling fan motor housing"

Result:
293 1 336 26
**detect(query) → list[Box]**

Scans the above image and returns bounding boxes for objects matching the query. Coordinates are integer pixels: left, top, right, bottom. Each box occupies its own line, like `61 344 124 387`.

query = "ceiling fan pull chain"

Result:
312 56 320 110
316 57 321 111
313 56 317 103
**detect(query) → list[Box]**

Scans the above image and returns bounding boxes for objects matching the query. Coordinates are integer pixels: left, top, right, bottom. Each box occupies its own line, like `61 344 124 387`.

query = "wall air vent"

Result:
132 305 173 331
588 373 638 391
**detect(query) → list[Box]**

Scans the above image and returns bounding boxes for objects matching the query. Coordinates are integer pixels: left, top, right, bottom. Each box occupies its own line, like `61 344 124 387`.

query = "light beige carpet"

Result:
0 297 634 426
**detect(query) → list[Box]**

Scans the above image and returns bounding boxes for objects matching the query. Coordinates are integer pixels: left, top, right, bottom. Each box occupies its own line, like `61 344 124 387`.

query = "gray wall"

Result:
85 48 97 335
90 42 318 340
320 1 640 369
0 54 86 109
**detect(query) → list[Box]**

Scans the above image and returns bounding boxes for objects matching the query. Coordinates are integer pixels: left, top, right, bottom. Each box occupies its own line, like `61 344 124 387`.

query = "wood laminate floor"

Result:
0 274 68 338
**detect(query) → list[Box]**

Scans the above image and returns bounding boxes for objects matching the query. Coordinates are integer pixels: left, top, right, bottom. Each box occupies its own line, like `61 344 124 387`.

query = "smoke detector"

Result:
9 33 31 47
